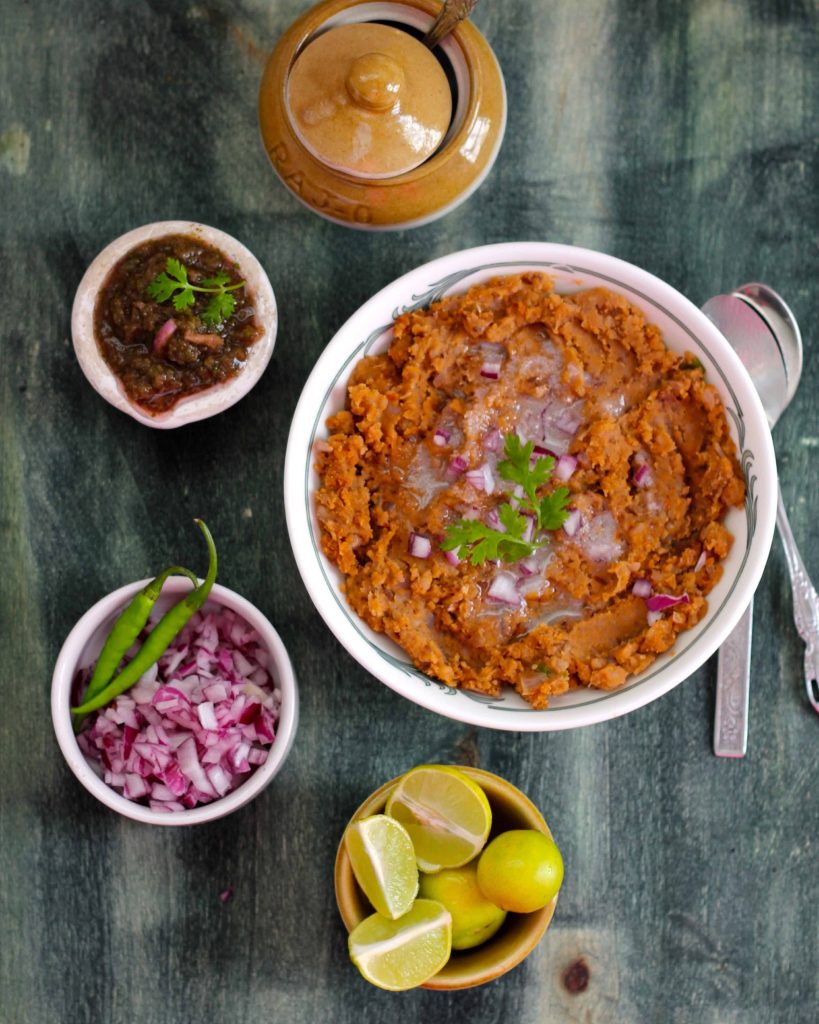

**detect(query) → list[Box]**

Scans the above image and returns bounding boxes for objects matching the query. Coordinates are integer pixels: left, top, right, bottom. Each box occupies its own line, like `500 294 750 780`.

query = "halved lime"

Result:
345 814 419 920
348 899 452 991
385 765 492 872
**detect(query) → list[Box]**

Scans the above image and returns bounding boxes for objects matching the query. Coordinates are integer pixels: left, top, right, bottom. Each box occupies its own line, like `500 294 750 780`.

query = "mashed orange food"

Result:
314 274 745 707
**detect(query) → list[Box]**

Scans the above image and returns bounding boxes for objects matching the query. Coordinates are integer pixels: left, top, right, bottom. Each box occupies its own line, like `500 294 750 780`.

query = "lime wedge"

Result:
385 765 492 872
348 899 452 991
345 814 419 920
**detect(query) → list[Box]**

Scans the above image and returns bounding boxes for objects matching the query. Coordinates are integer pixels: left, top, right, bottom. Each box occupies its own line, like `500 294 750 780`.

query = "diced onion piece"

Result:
433 428 450 447
521 514 536 545
465 462 495 494
487 572 521 606
555 405 584 435
482 428 502 452
634 463 653 487
408 533 432 559
183 330 223 349
646 610 663 626
480 352 504 379
632 579 653 599
485 508 507 534
694 549 707 572
197 701 218 731
646 592 690 612
562 508 582 537
443 547 461 567
554 454 578 482
152 318 177 355
518 556 537 577
447 456 468 478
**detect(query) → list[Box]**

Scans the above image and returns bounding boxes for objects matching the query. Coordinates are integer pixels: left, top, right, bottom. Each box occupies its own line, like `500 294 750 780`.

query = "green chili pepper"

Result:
71 520 217 717
80 565 199 707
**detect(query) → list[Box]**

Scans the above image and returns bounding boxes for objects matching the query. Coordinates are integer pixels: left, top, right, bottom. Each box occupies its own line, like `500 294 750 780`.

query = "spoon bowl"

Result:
702 284 802 426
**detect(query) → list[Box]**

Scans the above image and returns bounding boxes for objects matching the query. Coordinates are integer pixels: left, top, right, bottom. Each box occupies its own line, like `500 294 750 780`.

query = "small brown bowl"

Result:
334 766 558 990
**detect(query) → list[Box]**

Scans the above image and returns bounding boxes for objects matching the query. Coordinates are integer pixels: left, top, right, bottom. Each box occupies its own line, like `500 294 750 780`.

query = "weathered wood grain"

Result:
1 1 817 1022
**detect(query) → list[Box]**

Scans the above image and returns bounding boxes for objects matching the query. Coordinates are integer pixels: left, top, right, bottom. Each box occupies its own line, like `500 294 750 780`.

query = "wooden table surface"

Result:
1 2 817 1021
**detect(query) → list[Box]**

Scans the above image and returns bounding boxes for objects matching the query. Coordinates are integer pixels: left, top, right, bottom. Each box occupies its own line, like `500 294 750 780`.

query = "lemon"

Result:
348 899 452 991
344 814 419 920
418 863 507 949
386 765 492 872
476 829 563 913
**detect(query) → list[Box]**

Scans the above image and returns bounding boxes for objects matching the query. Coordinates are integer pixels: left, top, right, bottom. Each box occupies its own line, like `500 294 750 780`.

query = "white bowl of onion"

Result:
52 578 298 825
284 241 777 732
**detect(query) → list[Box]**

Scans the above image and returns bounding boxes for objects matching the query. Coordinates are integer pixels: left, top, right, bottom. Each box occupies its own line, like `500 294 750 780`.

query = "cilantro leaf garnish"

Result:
539 486 571 529
146 258 246 325
442 433 572 566
441 502 534 565
202 291 237 326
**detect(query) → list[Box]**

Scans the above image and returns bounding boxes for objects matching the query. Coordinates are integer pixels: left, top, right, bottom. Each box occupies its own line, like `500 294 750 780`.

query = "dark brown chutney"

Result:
94 234 262 413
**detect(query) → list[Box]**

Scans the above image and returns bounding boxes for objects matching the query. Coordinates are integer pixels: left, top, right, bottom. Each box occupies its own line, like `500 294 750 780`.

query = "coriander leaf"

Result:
146 272 179 303
165 257 189 285
146 258 246 325
171 287 195 312
202 291 236 326
442 513 535 566
498 433 556 524
201 271 231 288
539 486 571 530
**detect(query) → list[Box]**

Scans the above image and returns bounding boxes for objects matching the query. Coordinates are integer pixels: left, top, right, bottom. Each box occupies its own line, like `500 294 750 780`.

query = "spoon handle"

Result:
423 0 479 49
776 486 819 713
714 602 752 756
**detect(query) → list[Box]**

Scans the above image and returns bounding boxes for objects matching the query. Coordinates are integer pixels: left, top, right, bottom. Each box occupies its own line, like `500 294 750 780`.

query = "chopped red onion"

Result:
466 462 495 494
646 592 690 613
487 572 521 606
479 346 504 380
518 556 537 577
408 533 432 559
443 547 461 567
521 514 536 545
197 701 218 731
485 508 507 534
632 579 653 599
77 605 281 811
562 508 582 537
482 428 502 452
447 456 468 478
646 610 663 626
633 463 653 487
152 318 177 355
554 405 584 436
433 428 450 447
694 549 707 572
554 454 577 482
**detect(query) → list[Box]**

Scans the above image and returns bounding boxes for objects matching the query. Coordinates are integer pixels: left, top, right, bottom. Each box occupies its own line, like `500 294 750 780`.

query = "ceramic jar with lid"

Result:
259 0 506 230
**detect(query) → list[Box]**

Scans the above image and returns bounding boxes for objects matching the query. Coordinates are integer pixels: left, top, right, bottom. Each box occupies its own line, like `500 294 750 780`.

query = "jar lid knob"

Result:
346 52 405 111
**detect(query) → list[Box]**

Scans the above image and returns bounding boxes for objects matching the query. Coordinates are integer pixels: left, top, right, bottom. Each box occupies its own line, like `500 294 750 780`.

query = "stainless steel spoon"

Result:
423 0 479 49
703 285 819 755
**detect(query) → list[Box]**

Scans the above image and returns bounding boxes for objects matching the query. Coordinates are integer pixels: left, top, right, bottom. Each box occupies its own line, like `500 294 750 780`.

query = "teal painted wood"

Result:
1 1 817 1022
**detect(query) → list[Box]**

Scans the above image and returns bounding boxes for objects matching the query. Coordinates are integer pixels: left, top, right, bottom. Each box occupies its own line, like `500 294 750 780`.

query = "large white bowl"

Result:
285 243 777 731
